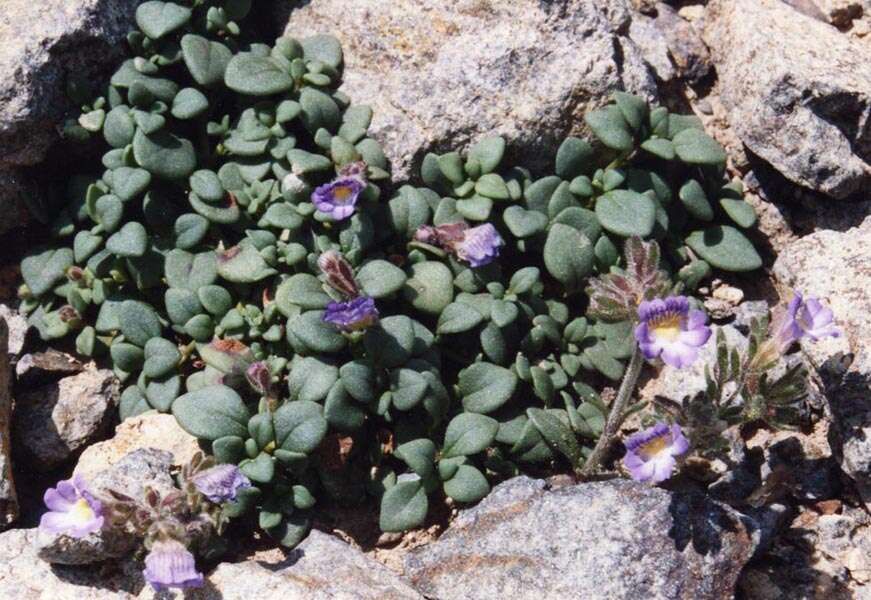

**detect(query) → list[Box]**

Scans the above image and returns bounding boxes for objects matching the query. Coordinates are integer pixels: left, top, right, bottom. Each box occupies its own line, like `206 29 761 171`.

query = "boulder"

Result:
704 0 871 198
628 2 711 83
0 528 141 599
13 364 119 470
283 0 657 181
38 448 175 565
0 0 141 169
0 319 16 528
75 412 200 481
136 530 423 600
404 476 759 600
773 216 871 509
0 303 29 357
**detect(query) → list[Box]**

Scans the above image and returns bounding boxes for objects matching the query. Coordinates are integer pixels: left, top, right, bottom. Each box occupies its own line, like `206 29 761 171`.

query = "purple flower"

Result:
775 292 839 351
635 296 711 368
322 296 379 332
39 474 104 538
143 539 204 592
191 464 251 504
623 422 689 483
311 177 365 220
455 224 503 268
246 361 272 396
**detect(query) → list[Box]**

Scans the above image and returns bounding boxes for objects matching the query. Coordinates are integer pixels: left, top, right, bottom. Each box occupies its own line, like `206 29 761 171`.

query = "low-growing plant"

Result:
20 0 836 580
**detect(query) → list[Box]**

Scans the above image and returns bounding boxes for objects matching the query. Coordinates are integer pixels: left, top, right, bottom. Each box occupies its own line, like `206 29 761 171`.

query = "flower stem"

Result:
580 345 644 477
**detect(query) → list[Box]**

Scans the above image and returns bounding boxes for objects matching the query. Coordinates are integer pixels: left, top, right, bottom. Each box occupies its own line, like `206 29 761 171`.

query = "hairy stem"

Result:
580 345 643 477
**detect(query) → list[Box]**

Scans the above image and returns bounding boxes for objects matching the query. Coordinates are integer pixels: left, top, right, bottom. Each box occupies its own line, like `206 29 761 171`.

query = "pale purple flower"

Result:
143 539 204 592
39 474 104 538
311 177 364 220
456 224 503 267
774 292 839 351
623 422 689 483
322 296 379 331
246 361 272 396
635 295 711 368
191 464 251 503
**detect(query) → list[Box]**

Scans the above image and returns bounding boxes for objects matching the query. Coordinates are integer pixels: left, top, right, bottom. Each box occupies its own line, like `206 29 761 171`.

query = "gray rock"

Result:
157 530 423 600
772 216 871 509
38 448 175 566
0 528 141 599
13 365 119 470
15 349 84 387
0 170 29 236
404 476 759 600
283 0 657 182
0 0 141 168
0 318 17 528
704 0 871 199
732 300 770 335
640 324 748 404
629 3 710 83
0 303 29 357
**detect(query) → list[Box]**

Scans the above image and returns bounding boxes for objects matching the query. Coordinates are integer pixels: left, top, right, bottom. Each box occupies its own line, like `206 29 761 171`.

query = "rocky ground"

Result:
2 0 871 598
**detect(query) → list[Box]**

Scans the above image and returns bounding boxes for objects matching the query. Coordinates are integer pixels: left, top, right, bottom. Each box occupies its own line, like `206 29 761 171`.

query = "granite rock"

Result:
0 319 16 528
705 0 871 198
283 0 657 182
0 0 141 168
14 364 118 470
404 476 758 600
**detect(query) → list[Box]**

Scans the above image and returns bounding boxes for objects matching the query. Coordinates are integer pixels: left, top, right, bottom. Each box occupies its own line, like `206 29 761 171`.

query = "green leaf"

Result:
685 225 762 272
146 374 181 412
395 439 436 481
241 453 275 484
143 337 180 378
555 137 594 179
508 267 540 294
171 87 209 120
679 179 714 221
402 260 454 316
119 300 161 346
458 363 517 414
595 190 656 237
212 435 246 464
103 107 136 148
174 213 209 249
324 382 366 431
136 1 191 39
527 408 582 470
640 138 675 160
287 311 347 354
443 464 490 503
217 244 277 283
503 205 548 238
172 385 250 440
261 203 304 230
106 222 147 257
443 412 499 458
363 315 415 367
181 34 232 87
190 170 224 202
120 386 150 421
111 167 151 202
301 34 343 68
340 360 377 403
299 88 340 132
288 357 338 403
437 152 465 185
379 480 427 532
276 274 330 310
391 368 429 411
267 513 312 549
94 195 123 232
585 106 633 151
21 248 73 296
357 260 407 298
469 137 505 174
475 174 510 200
133 129 196 180
720 198 757 228
437 302 484 335
165 249 218 291
543 224 594 291
225 53 294 96
110 342 143 372
672 128 727 165
613 92 649 131
273 400 328 454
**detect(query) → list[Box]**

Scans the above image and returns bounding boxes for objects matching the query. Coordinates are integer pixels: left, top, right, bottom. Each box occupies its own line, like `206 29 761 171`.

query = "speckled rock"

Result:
773 216 871 510
640 324 747 404
137 530 423 600
0 528 142 599
0 319 16 528
704 0 871 198
628 2 710 83
14 364 119 470
404 476 759 600
0 170 29 236
0 0 141 168
38 448 175 566
283 0 657 181
0 303 29 357
74 412 200 481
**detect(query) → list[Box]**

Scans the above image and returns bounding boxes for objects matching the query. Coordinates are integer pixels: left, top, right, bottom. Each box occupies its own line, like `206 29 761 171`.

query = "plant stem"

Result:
580 345 644 477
